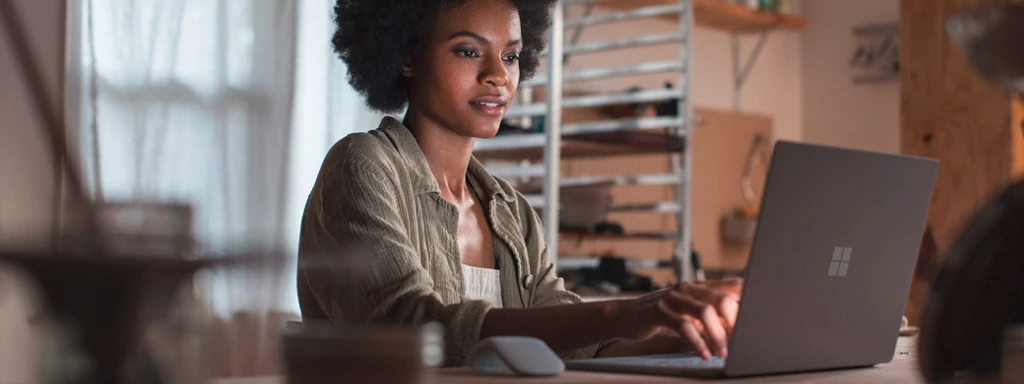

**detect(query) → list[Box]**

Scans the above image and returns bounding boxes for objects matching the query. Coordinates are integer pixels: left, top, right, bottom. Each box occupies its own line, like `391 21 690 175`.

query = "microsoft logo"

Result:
828 246 853 277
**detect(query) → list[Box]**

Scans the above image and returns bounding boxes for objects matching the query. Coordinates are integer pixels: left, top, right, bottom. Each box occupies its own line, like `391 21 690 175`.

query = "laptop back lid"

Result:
725 141 937 377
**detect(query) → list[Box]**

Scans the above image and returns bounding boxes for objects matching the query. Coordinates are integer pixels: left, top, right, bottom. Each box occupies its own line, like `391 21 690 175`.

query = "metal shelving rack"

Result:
473 0 695 282
474 0 806 284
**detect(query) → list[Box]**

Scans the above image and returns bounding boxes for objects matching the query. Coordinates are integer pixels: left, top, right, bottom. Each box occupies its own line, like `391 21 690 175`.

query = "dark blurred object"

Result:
919 5 1024 383
758 0 778 12
627 86 648 117
0 203 287 384
570 256 657 293
691 247 705 281
914 226 938 282
654 82 679 117
281 322 443 384
495 118 545 136
945 6 1024 96
593 222 624 235
496 121 531 136
0 251 215 384
602 87 648 118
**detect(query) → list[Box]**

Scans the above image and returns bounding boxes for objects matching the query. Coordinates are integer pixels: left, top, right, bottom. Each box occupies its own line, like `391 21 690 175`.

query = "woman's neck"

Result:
402 110 476 198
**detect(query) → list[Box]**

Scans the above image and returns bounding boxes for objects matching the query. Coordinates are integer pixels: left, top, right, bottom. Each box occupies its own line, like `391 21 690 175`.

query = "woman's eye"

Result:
458 49 480 58
504 54 520 64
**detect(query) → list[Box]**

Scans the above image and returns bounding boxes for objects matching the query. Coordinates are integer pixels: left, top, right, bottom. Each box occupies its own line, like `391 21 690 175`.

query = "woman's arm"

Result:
481 282 740 360
303 143 739 363
505 192 741 360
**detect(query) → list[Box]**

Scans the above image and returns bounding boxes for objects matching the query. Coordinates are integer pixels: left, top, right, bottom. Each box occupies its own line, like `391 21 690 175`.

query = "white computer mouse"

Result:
467 336 565 376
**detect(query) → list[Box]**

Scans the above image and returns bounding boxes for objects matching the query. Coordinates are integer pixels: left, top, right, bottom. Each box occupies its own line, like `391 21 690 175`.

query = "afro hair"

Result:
332 0 557 114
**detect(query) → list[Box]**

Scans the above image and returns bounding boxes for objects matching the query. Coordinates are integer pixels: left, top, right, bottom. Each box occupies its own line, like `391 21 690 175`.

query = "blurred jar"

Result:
63 202 194 257
281 322 444 384
36 201 211 384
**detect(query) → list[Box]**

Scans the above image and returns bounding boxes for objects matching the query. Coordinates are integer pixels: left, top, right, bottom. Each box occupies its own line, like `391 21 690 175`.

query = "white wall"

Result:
0 0 64 382
800 0 901 153
564 4 804 141
691 25 804 142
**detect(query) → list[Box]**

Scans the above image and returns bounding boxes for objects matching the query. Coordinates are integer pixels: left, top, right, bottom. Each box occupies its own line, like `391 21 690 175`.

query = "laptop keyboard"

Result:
570 354 727 370
623 354 727 369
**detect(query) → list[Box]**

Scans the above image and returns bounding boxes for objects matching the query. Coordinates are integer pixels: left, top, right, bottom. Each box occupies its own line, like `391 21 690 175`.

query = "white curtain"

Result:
78 0 299 316
286 0 387 255
74 0 383 375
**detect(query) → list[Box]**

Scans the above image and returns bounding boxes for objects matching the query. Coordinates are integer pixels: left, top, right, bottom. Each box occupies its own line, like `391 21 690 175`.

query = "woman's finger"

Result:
698 303 729 358
718 295 740 332
680 316 711 360
657 298 710 359
662 291 728 358
682 284 740 334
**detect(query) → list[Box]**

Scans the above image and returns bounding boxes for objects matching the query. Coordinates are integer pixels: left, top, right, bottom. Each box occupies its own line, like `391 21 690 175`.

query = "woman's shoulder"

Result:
321 118 408 177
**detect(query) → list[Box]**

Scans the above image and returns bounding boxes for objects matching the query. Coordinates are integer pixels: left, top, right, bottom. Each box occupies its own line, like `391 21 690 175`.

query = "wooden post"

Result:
900 0 1024 324
1014 98 1024 178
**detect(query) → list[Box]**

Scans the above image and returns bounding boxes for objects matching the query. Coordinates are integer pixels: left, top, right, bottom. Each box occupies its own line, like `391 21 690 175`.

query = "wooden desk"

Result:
214 337 922 384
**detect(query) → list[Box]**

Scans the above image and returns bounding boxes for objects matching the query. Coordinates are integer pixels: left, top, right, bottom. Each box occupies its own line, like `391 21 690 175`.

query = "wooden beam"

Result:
901 0 1017 251
1014 98 1024 179
692 0 806 32
590 0 806 32
900 0 1023 324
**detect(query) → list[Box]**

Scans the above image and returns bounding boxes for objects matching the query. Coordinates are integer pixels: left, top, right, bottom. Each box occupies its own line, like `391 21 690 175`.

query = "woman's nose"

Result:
480 57 510 88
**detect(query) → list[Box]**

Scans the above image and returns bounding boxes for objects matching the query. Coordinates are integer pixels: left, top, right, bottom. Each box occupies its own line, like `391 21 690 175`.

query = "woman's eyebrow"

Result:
448 31 522 47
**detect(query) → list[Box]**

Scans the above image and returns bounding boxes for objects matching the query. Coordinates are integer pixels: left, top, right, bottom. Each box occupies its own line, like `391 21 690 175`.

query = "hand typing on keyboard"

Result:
600 280 742 361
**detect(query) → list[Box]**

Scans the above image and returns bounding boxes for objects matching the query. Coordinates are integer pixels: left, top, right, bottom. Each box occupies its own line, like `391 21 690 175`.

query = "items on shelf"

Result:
734 0 793 15
564 256 660 295
560 221 625 245
520 181 615 230
496 119 545 137
721 206 758 244
654 82 680 117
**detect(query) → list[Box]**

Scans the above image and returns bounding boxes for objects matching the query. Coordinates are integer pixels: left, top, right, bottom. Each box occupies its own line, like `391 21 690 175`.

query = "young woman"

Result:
297 0 741 366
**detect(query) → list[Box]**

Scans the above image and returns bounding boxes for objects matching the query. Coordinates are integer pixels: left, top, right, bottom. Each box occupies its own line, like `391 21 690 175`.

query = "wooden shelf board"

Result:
475 130 684 162
559 232 678 241
591 0 806 33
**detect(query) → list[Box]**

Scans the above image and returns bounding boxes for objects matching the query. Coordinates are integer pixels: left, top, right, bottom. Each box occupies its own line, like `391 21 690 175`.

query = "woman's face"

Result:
404 0 522 139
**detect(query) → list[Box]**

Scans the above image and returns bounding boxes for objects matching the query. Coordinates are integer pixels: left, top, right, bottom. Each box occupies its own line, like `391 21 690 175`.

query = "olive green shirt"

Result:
297 117 606 365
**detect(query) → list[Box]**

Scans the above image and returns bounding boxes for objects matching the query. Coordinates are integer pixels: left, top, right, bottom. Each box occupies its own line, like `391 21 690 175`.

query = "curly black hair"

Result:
332 0 556 114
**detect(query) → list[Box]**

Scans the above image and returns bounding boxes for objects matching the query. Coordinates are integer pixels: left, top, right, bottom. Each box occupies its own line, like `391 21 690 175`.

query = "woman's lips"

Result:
469 96 508 116
469 100 506 116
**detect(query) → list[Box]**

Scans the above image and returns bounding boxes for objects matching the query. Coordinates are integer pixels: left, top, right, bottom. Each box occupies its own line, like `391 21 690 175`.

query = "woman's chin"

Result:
470 125 502 139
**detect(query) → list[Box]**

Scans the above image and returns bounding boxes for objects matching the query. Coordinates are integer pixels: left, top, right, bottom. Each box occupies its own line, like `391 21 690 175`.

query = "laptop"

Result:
566 141 938 378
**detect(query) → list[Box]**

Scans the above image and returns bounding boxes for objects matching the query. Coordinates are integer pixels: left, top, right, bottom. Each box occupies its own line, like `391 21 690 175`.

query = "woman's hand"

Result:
611 281 742 360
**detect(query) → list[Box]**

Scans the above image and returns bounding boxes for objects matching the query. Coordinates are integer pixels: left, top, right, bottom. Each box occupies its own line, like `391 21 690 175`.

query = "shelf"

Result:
590 0 807 33
505 88 682 118
475 130 684 162
521 194 680 212
541 32 683 57
560 232 679 241
608 201 682 213
513 175 682 209
522 60 684 88
565 3 684 28
561 173 682 188
492 168 681 187
558 256 672 270
523 194 545 208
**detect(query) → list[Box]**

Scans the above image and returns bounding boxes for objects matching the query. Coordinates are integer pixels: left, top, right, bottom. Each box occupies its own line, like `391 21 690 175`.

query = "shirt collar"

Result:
377 117 515 204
